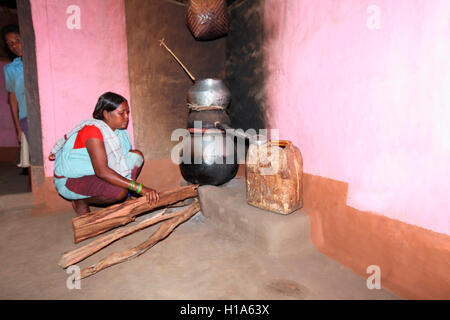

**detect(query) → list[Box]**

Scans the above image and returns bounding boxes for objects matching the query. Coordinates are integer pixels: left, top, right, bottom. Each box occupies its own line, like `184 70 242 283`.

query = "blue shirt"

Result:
53 127 134 200
4 57 27 120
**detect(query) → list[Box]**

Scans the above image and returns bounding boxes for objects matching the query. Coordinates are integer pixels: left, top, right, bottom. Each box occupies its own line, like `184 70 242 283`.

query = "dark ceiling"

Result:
0 0 16 9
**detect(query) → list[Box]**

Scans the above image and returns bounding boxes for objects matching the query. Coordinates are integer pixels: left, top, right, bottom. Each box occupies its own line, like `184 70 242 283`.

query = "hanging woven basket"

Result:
186 0 229 40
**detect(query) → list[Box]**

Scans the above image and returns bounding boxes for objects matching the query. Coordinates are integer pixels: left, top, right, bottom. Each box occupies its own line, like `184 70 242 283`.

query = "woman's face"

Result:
5 32 22 57
103 102 130 131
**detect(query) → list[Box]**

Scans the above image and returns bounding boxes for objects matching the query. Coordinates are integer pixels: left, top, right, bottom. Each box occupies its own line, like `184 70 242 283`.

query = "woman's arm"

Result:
86 138 159 205
8 92 23 143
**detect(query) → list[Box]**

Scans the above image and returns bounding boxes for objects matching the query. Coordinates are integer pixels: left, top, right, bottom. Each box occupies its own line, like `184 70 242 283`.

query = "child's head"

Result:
1 24 22 57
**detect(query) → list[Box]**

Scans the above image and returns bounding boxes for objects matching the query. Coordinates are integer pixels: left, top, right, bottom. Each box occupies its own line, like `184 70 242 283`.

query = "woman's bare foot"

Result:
72 199 91 216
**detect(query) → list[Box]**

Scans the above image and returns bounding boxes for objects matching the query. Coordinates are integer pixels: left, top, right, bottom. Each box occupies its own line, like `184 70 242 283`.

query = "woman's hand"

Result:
48 153 56 161
141 186 160 206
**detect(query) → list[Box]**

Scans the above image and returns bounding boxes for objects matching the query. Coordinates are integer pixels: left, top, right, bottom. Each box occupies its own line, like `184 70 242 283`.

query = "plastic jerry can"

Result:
246 140 303 214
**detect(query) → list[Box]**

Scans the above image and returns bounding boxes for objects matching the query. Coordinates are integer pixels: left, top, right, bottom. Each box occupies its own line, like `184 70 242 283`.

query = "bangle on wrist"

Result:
129 180 136 191
136 183 143 194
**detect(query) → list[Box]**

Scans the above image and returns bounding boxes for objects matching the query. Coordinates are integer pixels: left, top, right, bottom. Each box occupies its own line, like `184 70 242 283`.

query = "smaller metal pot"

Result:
187 78 231 108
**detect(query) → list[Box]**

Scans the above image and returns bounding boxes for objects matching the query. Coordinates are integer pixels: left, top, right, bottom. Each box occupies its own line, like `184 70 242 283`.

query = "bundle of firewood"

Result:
58 185 200 279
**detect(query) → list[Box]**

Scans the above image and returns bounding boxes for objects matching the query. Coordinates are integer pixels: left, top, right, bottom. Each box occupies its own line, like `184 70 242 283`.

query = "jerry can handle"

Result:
270 140 291 148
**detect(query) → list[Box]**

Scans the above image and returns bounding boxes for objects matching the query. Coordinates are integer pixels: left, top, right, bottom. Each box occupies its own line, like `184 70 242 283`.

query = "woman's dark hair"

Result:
92 92 127 120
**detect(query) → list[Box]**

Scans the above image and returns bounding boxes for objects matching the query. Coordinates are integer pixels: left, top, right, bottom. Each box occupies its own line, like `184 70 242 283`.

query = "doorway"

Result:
0 0 44 198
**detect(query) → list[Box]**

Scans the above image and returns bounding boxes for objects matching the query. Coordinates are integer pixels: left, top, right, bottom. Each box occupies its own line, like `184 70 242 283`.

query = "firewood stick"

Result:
167 198 196 208
59 207 187 268
79 200 201 279
72 185 198 243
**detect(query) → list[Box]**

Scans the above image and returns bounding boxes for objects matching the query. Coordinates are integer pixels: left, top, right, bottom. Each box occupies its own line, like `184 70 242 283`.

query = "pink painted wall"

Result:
30 0 132 176
0 60 19 147
264 0 450 235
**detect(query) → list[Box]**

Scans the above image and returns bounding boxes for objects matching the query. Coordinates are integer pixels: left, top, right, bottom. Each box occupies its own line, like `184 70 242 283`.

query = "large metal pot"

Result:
181 79 237 186
187 78 231 108
179 129 239 186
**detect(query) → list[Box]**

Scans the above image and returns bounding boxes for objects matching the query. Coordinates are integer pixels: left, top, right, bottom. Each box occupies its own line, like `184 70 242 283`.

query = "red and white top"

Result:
73 125 104 149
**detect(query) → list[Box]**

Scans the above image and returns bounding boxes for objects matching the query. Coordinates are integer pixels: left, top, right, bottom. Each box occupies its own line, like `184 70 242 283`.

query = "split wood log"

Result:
60 208 177 268
79 200 201 279
72 184 199 243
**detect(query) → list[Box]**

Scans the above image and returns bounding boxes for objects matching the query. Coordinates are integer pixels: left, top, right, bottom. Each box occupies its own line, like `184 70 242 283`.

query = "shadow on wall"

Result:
225 0 267 132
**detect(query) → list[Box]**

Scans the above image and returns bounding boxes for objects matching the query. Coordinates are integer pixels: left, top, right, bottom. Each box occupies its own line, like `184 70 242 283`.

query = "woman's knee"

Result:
113 188 129 202
128 149 144 169
130 149 144 160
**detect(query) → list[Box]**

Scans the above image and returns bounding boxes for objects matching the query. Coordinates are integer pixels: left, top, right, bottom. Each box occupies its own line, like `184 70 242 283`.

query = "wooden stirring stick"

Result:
159 38 196 82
